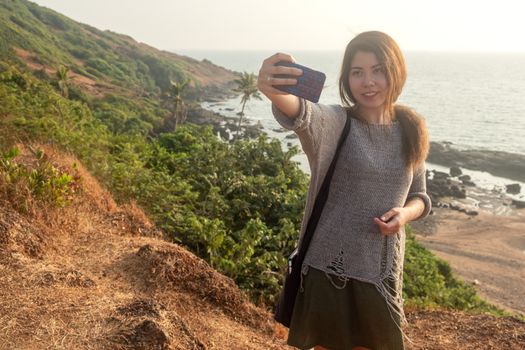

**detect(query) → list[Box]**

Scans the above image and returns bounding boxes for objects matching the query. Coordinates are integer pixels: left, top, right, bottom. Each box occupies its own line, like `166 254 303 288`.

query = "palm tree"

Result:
56 65 70 98
164 78 191 131
233 72 262 141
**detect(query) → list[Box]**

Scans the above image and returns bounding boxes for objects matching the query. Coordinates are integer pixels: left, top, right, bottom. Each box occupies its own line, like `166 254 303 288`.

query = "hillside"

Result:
1 145 524 349
0 144 288 349
0 0 237 100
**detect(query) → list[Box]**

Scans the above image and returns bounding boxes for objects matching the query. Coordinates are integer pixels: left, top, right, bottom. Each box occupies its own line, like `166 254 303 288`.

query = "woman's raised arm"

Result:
257 52 303 119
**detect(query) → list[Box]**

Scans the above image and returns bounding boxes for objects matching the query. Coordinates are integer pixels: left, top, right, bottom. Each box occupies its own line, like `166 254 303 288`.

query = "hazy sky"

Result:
31 0 525 52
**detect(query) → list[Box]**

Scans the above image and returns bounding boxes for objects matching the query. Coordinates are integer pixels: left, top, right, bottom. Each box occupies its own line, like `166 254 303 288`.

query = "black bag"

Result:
274 109 353 327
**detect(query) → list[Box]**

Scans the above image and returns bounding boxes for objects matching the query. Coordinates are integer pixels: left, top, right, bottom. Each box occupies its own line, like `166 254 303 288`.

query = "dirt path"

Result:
412 207 525 317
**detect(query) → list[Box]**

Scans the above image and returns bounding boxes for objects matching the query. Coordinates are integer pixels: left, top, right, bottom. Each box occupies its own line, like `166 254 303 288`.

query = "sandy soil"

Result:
412 206 525 317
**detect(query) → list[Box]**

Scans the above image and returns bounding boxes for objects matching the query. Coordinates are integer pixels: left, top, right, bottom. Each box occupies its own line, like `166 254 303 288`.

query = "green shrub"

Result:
0 146 79 210
69 48 92 60
85 58 113 76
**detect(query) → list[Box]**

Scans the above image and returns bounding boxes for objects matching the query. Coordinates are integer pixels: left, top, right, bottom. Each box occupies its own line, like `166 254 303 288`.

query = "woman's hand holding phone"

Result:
257 53 303 119
257 53 302 96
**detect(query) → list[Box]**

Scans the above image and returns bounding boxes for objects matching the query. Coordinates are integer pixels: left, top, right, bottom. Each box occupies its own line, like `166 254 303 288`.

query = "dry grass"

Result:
405 307 525 349
1 144 523 349
135 243 273 331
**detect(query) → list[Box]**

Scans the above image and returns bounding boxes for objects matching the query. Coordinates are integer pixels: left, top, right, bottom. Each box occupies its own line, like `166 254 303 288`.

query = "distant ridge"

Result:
0 0 237 99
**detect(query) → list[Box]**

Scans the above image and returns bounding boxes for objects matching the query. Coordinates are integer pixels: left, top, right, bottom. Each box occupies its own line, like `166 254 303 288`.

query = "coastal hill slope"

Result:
1 145 524 349
1 0 237 99
0 144 288 349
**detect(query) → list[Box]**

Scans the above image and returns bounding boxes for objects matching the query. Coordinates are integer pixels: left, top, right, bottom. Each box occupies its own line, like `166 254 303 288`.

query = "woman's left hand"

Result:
374 207 408 235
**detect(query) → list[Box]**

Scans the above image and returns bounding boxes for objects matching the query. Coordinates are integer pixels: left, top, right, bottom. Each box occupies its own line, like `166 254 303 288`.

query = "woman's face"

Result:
348 51 388 112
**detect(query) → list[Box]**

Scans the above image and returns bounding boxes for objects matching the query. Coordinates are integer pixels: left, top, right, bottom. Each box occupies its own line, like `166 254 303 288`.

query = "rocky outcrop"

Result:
426 169 480 215
187 105 264 141
427 169 468 202
506 183 521 195
426 164 525 213
512 199 525 209
428 141 525 183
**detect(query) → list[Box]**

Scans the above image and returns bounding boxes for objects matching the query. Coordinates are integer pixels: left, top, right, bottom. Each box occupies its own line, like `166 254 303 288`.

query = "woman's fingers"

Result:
374 216 401 235
258 53 298 94
264 65 303 86
256 75 294 95
259 68 301 88
264 85 291 95
379 209 398 222
260 52 296 81
265 52 297 65
266 76 298 86
264 56 303 81
270 65 303 76
374 217 388 231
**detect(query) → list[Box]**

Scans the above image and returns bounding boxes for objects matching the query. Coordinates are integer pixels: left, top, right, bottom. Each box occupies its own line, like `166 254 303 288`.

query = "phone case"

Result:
273 61 326 103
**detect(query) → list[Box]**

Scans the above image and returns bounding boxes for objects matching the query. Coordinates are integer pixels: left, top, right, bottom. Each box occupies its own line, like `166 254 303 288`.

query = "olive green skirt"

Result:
287 266 405 350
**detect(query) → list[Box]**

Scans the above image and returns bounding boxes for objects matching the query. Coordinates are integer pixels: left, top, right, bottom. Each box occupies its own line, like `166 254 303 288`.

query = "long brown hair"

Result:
339 31 429 171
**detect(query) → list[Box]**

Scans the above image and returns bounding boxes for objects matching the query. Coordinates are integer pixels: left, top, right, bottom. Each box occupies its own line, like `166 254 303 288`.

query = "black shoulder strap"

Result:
295 109 353 262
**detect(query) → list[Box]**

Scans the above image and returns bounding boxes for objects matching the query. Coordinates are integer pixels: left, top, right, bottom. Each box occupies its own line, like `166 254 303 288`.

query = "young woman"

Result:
257 31 431 350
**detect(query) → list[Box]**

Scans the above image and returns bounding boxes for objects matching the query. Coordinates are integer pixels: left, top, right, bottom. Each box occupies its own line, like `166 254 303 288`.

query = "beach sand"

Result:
411 205 525 317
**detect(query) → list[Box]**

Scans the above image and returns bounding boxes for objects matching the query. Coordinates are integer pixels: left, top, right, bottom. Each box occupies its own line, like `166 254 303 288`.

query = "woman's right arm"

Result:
257 52 339 166
257 53 303 118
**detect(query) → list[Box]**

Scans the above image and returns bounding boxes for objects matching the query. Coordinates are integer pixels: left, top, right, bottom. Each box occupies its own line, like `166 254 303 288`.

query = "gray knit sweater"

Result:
272 98 431 327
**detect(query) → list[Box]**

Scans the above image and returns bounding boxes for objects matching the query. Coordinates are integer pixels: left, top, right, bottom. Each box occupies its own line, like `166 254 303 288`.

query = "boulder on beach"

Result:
450 166 462 177
428 141 525 183
427 170 467 202
432 170 449 180
505 183 521 194
511 199 525 209
450 185 467 199
459 175 476 187
459 175 471 181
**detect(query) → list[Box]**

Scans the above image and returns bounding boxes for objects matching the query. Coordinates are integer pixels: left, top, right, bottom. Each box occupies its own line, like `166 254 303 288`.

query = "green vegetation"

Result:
55 65 70 98
0 146 79 211
0 0 513 317
0 0 223 100
161 78 191 132
0 63 308 306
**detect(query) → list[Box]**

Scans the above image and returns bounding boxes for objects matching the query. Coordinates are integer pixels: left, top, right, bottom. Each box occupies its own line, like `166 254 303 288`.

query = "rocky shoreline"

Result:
425 164 524 218
425 140 525 216
428 141 525 183
412 159 525 317
186 104 265 141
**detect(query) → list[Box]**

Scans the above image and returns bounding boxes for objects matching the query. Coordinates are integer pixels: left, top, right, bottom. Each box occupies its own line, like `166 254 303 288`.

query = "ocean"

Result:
180 50 525 201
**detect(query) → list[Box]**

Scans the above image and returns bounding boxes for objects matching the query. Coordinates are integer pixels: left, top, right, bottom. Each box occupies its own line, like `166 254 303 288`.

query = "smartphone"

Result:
273 61 326 103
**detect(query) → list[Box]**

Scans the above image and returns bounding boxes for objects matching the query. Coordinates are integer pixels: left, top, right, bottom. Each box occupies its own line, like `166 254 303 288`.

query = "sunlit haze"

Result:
31 0 525 52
